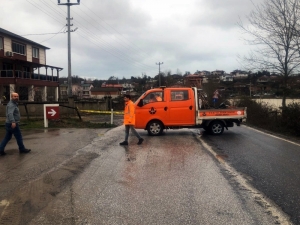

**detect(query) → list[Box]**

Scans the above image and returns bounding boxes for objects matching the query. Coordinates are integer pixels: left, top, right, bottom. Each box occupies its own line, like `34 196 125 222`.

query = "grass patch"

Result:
48 118 117 128
0 117 117 129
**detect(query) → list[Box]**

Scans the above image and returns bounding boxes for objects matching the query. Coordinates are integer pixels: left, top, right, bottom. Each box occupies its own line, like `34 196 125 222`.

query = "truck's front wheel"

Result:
209 121 224 135
147 120 163 136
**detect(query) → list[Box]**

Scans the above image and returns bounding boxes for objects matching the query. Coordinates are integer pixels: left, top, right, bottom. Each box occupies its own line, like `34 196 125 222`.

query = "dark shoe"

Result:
19 149 31 154
0 151 6 156
137 138 144 145
119 141 128 146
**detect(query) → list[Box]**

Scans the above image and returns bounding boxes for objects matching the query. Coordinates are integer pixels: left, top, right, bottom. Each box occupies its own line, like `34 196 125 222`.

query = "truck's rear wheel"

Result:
209 121 224 135
147 120 163 136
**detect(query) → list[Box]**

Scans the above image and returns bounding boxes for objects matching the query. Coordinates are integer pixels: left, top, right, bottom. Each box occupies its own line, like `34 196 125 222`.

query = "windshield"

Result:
134 92 147 104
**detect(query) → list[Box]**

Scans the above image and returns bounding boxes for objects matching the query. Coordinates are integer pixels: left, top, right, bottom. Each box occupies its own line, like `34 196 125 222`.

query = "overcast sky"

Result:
1 0 263 80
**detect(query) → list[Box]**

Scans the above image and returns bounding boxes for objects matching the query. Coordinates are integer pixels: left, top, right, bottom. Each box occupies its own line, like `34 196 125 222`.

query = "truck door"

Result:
166 88 195 125
135 91 167 129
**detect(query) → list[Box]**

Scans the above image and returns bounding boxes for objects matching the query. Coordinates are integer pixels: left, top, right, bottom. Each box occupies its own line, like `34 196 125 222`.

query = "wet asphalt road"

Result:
0 124 293 224
200 126 300 225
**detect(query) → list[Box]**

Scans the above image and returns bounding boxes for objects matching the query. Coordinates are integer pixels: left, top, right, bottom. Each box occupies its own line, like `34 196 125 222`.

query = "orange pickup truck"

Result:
134 87 247 135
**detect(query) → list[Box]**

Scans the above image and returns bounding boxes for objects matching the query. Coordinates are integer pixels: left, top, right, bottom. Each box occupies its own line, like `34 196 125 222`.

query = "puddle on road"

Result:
0 128 62 137
0 152 99 225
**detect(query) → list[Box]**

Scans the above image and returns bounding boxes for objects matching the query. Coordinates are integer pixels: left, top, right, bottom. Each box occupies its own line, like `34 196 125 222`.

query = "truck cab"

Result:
135 87 246 136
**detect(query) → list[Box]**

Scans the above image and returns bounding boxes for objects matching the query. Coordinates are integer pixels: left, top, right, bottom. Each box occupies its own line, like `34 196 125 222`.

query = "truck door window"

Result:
143 91 163 104
171 90 188 101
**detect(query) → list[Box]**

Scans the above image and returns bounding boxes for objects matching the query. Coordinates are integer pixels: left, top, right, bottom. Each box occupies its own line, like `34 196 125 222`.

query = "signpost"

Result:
44 104 60 127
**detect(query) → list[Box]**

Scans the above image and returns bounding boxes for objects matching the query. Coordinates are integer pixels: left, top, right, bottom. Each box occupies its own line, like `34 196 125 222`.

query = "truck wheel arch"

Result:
208 120 225 135
146 120 164 136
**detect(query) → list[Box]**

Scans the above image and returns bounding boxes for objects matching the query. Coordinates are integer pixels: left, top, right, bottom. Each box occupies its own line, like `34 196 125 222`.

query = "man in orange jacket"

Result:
119 94 144 145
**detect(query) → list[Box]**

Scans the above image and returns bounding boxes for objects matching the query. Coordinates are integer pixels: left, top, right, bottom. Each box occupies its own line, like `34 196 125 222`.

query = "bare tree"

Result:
239 0 300 108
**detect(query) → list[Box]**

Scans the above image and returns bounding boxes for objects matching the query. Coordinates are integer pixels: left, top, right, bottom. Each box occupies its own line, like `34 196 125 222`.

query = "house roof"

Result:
257 75 269 81
0 27 50 49
102 83 123 88
91 87 121 92
186 74 203 78
81 84 93 87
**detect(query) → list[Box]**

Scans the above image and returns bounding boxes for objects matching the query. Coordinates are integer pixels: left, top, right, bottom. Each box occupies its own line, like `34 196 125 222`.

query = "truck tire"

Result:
209 121 224 135
147 120 163 136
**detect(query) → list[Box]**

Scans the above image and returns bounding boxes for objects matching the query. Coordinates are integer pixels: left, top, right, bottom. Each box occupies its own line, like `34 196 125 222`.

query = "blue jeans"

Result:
125 125 141 142
0 123 25 152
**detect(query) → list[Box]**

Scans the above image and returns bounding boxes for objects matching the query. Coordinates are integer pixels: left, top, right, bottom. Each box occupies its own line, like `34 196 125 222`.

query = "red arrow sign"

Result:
46 106 60 119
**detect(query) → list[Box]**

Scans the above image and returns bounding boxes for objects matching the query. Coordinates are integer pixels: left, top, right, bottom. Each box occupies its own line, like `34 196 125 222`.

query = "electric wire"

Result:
20 30 66 36
68 8 155 70
43 0 156 71
25 0 157 74
40 26 67 43
80 2 151 60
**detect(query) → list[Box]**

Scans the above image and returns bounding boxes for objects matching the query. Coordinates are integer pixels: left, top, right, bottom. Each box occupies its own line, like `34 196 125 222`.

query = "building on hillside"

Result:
257 75 270 83
59 80 94 100
81 83 94 99
211 70 225 76
59 81 68 100
184 74 203 88
220 75 233 82
230 70 249 80
233 82 248 95
90 87 121 99
194 70 210 76
0 27 63 101
119 82 134 93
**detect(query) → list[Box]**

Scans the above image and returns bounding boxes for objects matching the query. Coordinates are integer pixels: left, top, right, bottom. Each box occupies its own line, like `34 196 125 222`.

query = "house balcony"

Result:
0 70 59 87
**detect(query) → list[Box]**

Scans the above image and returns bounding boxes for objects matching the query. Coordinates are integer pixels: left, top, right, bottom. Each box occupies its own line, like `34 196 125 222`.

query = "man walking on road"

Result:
119 94 144 146
0 92 31 156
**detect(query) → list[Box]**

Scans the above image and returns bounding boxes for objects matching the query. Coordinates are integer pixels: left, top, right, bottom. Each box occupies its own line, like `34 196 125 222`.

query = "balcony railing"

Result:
0 70 58 81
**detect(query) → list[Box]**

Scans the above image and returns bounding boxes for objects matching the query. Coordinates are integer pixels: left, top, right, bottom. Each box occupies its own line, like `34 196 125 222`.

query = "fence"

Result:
0 100 117 118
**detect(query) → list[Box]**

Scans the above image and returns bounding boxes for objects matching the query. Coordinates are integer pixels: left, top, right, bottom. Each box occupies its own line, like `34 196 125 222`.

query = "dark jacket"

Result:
6 100 20 123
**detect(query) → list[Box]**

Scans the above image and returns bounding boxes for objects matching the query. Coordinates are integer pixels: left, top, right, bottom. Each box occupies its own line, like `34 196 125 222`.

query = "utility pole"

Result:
58 0 80 97
156 62 163 86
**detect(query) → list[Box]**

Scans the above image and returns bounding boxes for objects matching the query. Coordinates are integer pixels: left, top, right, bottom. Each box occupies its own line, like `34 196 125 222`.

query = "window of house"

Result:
0 37 3 50
12 42 26 55
32 47 39 58
171 90 189 101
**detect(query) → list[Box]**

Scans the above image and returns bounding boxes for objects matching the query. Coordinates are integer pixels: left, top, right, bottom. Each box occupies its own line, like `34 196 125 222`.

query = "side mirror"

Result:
137 99 144 107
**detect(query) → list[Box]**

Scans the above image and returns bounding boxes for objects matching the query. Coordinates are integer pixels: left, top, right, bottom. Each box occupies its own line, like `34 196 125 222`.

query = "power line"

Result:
25 0 63 24
31 0 156 71
20 30 66 37
26 0 157 76
80 2 151 60
40 26 67 43
46 0 156 71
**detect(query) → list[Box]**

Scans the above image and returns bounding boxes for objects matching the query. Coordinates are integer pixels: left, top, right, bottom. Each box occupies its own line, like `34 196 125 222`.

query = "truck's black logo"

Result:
149 107 156 114
203 112 206 116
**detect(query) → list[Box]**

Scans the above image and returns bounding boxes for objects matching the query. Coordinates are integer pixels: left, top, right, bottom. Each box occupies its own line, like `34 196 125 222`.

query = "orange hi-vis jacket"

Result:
124 100 135 125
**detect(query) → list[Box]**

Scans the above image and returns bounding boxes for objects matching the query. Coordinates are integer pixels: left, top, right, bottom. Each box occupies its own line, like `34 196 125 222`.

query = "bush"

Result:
235 97 300 137
236 97 279 131
280 102 300 136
